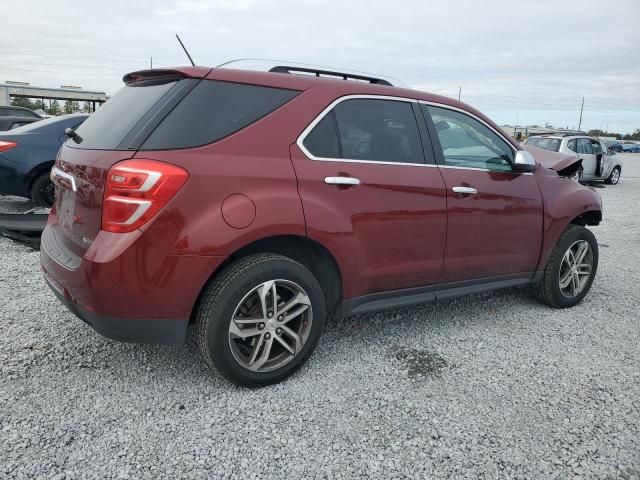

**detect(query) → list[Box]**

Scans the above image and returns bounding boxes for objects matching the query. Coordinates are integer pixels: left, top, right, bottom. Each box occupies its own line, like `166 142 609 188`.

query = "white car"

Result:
524 135 623 184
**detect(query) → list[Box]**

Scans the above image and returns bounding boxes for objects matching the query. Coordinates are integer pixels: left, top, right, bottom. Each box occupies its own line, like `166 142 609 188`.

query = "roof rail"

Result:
268 65 393 86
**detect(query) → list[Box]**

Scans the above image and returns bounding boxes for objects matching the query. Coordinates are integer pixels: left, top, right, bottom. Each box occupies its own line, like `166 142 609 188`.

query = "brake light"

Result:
102 159 188 233
0 141 17 152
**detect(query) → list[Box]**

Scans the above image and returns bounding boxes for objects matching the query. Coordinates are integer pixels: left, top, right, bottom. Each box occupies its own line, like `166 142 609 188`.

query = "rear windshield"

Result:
69 78 299 151
70 81 177 150
526 137 561 152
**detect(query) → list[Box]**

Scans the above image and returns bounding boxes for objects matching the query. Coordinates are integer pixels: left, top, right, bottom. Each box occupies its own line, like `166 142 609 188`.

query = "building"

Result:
0 81 107 111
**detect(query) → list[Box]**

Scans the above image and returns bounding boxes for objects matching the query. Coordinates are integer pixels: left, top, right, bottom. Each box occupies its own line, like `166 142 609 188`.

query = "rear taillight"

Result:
102 159 188 233
0 141 17 152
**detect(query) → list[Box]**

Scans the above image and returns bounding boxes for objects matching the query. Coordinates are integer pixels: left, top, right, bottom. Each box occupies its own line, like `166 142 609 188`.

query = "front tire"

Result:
196 254 326 387
533 225 598 308
605 166 620 185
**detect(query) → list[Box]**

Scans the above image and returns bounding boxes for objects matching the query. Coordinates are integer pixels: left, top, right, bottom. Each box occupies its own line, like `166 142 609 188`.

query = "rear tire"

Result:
30 172 55 208
533 225 598 308
605 166 620 185
196 254 326 387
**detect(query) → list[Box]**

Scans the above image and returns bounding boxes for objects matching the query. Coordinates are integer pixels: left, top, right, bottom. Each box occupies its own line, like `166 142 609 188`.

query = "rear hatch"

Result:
51 69 209 257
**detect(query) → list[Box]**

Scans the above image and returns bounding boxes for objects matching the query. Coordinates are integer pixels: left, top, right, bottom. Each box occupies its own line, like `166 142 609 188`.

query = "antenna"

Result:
175 34 195 67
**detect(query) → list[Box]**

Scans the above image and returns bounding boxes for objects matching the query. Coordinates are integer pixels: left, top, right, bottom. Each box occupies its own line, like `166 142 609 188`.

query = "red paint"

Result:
41 66 602 327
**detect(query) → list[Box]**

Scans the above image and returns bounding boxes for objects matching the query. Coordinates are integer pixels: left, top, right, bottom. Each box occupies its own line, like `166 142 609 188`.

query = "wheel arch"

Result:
190 234 343 323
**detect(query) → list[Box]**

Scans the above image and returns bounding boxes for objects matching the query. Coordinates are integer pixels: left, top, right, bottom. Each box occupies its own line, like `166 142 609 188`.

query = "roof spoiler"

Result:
268 65 394 86
122 67 212 85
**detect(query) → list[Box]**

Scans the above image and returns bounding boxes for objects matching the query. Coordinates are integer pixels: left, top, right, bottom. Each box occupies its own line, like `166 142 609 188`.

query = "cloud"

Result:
1 0 638 131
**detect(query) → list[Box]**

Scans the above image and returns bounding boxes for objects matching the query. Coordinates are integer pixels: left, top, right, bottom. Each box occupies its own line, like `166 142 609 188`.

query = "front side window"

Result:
303 98 425 164
424 106 513 171
577 138 594 154
591 139 603 155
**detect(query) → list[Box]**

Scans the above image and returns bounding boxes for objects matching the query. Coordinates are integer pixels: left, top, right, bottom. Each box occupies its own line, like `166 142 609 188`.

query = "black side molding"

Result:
341 274 534 317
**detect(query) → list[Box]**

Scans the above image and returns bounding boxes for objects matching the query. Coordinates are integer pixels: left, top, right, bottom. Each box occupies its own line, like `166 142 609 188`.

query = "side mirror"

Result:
513 150 536 173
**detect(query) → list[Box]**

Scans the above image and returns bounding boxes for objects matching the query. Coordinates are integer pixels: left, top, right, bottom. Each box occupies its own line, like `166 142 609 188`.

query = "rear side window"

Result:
568 139 577 152
302 114 340 158
141 80 299 150
303 98 425 164
71 81 178 150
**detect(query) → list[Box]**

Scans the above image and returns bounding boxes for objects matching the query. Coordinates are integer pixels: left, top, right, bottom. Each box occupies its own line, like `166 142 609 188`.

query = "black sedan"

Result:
0 114 88 207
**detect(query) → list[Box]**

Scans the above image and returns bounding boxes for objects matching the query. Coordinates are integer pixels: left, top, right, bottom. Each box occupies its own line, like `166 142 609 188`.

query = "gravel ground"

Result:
1 155 639 479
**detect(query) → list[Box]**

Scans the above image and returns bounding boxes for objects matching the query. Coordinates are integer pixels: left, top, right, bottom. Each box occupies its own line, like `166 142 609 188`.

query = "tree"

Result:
10 97 34 109
587 129 606 137
63 100 80 114
48 100 61 116
32 100 45 111
81 102 91 113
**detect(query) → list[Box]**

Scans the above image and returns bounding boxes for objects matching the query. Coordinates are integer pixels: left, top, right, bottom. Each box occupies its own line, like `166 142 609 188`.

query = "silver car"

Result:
525 135 623 184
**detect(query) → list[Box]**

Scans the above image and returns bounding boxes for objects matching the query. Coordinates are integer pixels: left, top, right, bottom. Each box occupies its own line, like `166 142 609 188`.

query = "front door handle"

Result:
324 176 361 186
452 186 477 195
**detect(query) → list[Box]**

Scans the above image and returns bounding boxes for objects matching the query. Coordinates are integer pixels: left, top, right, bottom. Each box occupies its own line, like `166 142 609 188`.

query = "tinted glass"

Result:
303 113 340 158
568 139 577 152
526 137 561 152
425 106 513 171
142 80 299 150
71 81 177 149
332 99 423 164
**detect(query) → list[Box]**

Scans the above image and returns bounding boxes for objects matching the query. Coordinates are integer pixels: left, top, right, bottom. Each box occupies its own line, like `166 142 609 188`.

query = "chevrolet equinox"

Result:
41 64 602 386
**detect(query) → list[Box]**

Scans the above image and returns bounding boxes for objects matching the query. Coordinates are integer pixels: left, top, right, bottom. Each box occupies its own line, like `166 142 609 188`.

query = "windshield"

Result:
526 137 562 152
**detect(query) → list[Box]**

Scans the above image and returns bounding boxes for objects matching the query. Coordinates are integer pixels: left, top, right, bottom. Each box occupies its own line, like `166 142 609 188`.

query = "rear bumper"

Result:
40 222 225 345
44 274 187 345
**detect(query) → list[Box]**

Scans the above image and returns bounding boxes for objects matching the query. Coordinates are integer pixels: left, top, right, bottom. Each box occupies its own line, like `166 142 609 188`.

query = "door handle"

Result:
324 176 361 186
452 186 477 195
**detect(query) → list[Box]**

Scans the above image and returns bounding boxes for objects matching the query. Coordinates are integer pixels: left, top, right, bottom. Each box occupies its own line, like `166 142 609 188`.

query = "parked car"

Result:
0 114 88 207
604 141 624 153
41 65 602 387
622 143 640 153
0 105 42 119
524 134 623 184
0 116 41 131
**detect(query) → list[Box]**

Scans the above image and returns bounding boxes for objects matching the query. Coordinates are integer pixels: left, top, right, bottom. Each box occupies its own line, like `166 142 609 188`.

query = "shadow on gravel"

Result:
392 347 449 379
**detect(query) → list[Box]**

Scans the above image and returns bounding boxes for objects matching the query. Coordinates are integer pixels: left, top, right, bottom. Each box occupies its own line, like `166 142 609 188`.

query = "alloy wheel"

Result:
558 240 593 298
228 279 313 372
610 168 620 184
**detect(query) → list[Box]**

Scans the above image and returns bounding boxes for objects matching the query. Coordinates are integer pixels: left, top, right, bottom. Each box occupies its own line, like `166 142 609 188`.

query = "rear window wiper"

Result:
64 127 83 144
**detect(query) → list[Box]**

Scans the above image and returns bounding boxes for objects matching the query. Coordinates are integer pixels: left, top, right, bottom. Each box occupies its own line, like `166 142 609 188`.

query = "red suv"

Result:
41 64 602 386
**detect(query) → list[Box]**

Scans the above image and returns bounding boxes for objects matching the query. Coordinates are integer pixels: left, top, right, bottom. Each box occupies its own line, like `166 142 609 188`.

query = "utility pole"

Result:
578 97 584 131
458 86 461 101
150 57 153 69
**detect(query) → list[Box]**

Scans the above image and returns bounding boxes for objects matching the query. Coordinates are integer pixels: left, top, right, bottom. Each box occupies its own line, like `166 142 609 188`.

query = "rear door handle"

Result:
452 186 477 195
324 176 361 186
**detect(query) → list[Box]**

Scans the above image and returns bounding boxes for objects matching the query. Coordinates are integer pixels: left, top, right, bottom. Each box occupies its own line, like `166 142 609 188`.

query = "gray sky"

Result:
2 0 639 132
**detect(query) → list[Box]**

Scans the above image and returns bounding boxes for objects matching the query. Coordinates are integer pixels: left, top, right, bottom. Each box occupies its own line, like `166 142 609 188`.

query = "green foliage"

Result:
10 97 34 109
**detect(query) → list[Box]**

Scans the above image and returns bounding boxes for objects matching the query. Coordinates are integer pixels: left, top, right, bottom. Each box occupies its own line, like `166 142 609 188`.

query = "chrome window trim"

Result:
295 94 531 174
418 100 518 154
296 94 434 168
